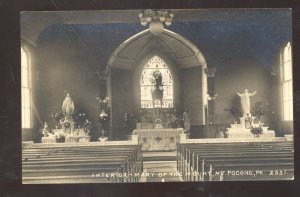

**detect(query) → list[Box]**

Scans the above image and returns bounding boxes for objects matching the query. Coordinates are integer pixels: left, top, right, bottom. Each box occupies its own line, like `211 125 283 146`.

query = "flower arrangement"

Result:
252 101 267 123
74 112 87 128
83 119 92 134
228 106 242 122
62 120 71 129
250 125 263 137
54 133 65 142
51 111 64 128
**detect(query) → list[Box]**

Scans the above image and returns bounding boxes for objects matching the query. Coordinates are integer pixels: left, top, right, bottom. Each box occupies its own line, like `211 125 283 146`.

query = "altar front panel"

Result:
226 130 275 138
132 128 184 151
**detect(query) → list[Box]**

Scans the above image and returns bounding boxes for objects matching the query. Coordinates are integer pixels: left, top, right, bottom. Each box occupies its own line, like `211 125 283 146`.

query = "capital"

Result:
204 67 216 77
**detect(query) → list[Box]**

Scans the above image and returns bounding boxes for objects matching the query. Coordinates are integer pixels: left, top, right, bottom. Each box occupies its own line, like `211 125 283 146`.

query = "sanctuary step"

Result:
142 151 182 182
142 151 176 162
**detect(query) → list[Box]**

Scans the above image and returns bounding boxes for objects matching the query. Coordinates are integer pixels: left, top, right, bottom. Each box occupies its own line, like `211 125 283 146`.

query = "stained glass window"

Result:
140 56 173 108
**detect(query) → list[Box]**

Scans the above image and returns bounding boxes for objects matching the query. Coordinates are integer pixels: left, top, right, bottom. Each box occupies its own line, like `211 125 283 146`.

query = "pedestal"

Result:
239 117 245 130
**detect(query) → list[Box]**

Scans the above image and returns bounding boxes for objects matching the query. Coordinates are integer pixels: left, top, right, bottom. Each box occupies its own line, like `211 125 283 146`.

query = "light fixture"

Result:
207 93 218 101
149 21 164 35
139 9 174 35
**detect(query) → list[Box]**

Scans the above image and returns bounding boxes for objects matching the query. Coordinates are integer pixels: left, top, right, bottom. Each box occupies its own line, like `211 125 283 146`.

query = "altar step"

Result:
142 151 177 162
141 151 182 182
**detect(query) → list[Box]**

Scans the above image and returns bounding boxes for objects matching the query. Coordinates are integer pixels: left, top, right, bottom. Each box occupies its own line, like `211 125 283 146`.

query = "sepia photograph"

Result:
20 9 294 184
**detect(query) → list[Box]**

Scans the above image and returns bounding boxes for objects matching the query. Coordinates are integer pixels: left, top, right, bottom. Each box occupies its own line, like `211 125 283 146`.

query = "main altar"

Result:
132 128 184 151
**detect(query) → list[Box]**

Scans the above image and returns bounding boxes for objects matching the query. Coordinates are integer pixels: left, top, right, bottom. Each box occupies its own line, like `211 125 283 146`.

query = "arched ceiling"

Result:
21 9 263 46
21 9 291 71
108 29 206 69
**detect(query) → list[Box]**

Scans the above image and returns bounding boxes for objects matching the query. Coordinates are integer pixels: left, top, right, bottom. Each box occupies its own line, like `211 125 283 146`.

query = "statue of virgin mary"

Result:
62 92 74 120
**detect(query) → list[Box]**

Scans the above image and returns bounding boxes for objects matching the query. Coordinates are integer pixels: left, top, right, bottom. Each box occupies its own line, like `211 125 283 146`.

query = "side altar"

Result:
225 119 275 138
132 128 184 151
41 92 92 143
225 89 275 138
41 128 91 143
225 117 275 138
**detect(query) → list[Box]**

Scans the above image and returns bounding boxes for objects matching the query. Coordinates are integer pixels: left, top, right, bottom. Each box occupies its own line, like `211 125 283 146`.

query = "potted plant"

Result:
250 125 263 137
251 101 266 123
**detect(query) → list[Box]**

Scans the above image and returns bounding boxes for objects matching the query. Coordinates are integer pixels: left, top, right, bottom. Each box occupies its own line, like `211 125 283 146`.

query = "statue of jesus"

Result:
236 89 256 117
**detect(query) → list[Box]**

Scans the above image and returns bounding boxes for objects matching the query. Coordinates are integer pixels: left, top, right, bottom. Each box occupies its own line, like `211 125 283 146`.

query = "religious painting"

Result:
21 8 293 184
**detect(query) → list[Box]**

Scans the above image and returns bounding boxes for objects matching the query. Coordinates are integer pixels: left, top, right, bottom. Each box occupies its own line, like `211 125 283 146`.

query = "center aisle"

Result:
141 151 182 182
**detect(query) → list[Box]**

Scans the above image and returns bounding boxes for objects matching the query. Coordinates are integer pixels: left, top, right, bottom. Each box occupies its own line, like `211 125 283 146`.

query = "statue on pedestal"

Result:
183 107 191 133
99 109 109 138
62 92 75 121
236 89 256 117
42 122 50 137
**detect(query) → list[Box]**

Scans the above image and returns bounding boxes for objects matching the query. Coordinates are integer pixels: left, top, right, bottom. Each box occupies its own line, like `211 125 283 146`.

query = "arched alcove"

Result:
107 29 208 138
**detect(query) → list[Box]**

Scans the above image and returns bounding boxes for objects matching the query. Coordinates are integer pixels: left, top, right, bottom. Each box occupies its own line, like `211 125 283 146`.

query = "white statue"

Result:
62 92 75 120
183 107 191 133
236 89 256 117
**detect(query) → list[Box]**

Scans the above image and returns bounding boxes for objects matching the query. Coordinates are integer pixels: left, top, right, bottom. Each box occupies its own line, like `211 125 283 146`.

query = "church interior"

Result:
21 9 294 183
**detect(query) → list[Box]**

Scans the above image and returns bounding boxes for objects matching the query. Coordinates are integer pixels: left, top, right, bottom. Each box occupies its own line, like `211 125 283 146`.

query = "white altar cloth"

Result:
132 128 184 151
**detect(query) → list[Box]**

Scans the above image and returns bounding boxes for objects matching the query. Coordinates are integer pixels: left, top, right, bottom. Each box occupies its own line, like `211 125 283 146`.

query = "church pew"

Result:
178 145 289 178
179 153 293 180
23 165 124 183
23 156 135 183
185 148 292 180
177 141 293 173
187 148 292 171
22 145 143 163
177 141 294 181
23 155 136 181
23 174 118 184
22 145 143 166
23 152 138 170
22 144 142 183
186 151 292 181
207 162 294 181
23 160 130 183
193 153 293 179
200 157 293 180
23 148 143 178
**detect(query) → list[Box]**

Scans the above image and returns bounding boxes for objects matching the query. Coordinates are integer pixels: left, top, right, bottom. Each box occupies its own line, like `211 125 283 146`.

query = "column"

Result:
204 67 217 125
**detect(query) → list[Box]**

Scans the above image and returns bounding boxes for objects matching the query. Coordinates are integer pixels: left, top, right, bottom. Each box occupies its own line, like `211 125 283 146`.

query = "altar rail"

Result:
22 137 142 184
177 136 294 181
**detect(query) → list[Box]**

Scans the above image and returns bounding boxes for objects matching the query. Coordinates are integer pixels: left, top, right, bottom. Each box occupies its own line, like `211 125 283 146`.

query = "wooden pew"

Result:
22 143 142 183
177 141 294 181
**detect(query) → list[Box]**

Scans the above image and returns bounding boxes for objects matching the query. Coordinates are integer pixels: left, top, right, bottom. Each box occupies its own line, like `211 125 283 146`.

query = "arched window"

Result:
140 56 173 108
21 47 32 128
281 42 293 121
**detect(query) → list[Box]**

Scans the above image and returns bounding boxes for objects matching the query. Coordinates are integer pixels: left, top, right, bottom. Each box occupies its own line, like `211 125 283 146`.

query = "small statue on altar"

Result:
42 122 51 137
99 109 109 138
245 113 256 129
62 92 75 121
236 89 256 117
84 119 92 136
169 114 179 128
183 107 191 133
